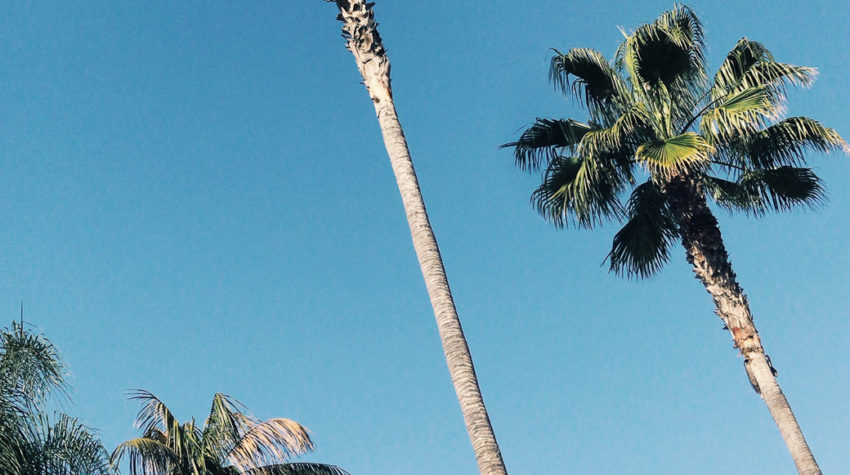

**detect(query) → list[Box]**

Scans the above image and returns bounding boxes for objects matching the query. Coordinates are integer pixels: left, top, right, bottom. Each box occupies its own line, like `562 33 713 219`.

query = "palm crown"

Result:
111 390 348 475
505 4 846 277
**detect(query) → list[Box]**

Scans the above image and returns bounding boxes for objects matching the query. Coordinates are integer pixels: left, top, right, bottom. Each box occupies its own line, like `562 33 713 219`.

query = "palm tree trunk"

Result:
664 175 820 475
329 2 507 473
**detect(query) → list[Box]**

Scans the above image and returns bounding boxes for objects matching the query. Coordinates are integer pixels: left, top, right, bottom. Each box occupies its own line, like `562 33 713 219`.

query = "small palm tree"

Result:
111 390 347 475
0 320 111 474
504 5 845 474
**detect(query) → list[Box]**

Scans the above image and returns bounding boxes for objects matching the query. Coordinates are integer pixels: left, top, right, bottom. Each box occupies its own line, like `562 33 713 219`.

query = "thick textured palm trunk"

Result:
664 176 820 475
330 2 507 473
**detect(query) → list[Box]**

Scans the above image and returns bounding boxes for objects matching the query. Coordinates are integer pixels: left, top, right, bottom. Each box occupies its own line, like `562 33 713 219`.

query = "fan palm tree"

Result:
504 5 845 474
0 320 111 474
110 390 348 475
327 1 506 474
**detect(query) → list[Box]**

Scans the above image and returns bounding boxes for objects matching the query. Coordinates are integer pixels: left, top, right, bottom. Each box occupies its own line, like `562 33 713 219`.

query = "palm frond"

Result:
607 180 679 278
731 116 848 168
531 155 627 228
501 118 592 172
699 86 777 143
0 321 66 411
704 166 825 215
616 4 706 95
226 418 314 471
635 132 711 177
26 413 111 475
245 462 351 475
711 37 816 100
128 389 177 438
203 393 254 462
549 48 627 121
110 437 179 475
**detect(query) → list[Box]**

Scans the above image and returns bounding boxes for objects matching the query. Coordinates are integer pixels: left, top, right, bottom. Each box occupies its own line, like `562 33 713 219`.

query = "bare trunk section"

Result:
664 175 820 475
329 2 507 473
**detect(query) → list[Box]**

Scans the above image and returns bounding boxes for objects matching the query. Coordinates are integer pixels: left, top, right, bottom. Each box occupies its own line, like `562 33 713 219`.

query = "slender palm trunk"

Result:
329 2 507 473
664 175 820 475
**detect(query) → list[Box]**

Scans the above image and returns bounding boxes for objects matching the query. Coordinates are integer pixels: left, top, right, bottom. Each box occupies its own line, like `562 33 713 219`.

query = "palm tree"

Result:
326 1 507 473
110 390 348 475
504 5 845 474
0 320 111 474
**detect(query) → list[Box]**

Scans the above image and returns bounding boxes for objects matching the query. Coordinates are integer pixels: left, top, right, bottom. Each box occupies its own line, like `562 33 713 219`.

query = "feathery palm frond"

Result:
244 463 350 475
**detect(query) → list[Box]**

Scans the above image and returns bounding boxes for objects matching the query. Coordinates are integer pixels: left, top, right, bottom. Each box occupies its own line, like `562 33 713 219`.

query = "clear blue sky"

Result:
1 1 848 473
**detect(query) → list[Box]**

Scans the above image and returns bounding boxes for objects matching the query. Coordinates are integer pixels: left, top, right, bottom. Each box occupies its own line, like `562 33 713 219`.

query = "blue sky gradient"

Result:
1 1 848 473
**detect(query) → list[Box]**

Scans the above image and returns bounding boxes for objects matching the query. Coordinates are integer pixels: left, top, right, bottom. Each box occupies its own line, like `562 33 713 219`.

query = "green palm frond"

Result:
531 155 626 228
705 166 825 214
203 393 253 461
244 462 350 475
128 389 177 439
111 437 180 475
0 321 66 411
501 118 593 172
23 413 111 475
635 132 711 176
226 418 314 471
549 48 626 121
711 37 816 100
699 86 777 142
616 4 706 94
577 103 651 157
607 180 679 278
731 116 848 169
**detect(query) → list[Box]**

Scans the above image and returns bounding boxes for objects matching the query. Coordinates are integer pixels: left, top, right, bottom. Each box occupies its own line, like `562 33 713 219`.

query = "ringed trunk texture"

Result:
330 2 508 474
664 175 820 475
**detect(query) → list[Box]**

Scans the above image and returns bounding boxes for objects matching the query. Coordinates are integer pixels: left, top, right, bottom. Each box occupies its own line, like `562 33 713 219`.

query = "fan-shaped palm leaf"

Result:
501 118 592 171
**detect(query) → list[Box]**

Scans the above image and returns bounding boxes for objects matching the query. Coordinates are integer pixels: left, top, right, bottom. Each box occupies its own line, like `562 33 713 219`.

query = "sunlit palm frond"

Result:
704 166 825 215
607 180 679 278
731 116 848 168
699 86 777 143
244 462 351 475
226 418 314 472
531 155 627 228
549 48 626 121
577 103 651 157
501 118 593 172
712 37 816 100
110 437 179 475
635 132 711 177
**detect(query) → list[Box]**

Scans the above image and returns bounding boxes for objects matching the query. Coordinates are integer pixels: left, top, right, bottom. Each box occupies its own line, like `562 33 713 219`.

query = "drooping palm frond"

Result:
704 166 825 215
549 48 627 122
111 436 180 475
128 389 177 439
203 393 254 463
711 37 816 101
226 417 314 471
608 180 679 278
532 155 627 228
244 462 350 475
20 412 111 475
728 117 848 169
501 118 593 172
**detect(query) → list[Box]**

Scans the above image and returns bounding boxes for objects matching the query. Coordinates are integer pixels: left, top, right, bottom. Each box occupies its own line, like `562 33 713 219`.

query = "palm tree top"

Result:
112 390 348 475
504 4 847 278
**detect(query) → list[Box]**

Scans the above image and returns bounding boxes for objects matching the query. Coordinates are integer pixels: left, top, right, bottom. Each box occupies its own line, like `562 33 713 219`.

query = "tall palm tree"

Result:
326 1 507 473
110 390 347 475
504 5 845 474
0 320 111 474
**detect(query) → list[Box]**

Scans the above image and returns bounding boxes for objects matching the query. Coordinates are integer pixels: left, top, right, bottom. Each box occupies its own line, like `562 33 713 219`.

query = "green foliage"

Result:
111 391 348 475
506 3 846 277
0 321 111 474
